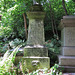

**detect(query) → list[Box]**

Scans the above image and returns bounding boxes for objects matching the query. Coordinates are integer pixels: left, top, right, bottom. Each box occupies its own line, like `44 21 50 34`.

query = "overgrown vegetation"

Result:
0 0 75 53
0 45 63 75
0 45 21 75
0 0 75 74
25 64 63 75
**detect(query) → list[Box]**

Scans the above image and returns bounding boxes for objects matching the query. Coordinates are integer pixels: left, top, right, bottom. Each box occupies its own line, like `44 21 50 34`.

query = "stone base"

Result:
59 56 75 66
59 66 75 73
22 57 50 72
59 55 75 72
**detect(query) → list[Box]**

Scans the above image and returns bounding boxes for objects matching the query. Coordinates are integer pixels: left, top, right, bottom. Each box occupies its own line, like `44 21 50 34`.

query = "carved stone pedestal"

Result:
22 5 50 72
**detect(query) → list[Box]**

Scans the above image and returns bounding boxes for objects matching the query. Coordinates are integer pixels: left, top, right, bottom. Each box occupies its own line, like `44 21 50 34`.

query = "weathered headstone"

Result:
22 4 50 72
59 16 75 72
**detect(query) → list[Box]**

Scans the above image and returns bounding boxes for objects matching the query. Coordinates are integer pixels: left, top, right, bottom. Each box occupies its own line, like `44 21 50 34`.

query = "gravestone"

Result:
59 16 75 72
22 4 50 72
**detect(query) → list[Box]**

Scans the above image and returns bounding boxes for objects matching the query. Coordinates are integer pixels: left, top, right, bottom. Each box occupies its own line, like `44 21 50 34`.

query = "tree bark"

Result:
23 13 28 40
62 0 68 15
48 1 55 35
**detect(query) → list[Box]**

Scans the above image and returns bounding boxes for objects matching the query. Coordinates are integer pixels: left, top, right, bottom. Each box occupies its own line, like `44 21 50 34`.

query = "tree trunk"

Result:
62 0 68 15
23 13 28 40
48 1 55 35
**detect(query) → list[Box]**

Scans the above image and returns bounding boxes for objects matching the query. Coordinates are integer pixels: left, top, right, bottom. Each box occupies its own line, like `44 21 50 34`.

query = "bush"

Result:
46 35 61 66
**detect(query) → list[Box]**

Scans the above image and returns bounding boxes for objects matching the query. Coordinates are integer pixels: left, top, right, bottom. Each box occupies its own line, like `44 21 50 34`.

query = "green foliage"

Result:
50 64 63 75
45 35 61 66
0 26 12 38
0 0 75 43
0 45 21 75
24 64 62 75
9 38 25 48
46 35 61 54
0 38 26 53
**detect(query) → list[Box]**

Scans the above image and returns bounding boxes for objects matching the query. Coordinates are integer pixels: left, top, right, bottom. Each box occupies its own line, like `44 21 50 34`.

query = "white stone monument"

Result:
59 16 75 72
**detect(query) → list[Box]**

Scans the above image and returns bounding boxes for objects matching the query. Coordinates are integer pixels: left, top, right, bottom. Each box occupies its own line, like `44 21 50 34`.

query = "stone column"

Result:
59 16 75 72
22 5 50 72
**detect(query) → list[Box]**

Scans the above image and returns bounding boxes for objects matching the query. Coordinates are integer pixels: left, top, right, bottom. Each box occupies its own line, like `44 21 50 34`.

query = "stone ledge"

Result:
59 56 75 66
63 16 75 19
58 16 75 29
27 12 45 19
24 47 48 57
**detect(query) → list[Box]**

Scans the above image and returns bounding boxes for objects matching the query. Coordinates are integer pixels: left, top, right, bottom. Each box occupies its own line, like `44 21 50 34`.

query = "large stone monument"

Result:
59 16 75 72
22 3 50 72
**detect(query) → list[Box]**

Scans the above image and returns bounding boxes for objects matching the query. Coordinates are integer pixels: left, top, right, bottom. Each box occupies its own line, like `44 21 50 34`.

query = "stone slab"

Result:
62 47 75 56
61 27 75 46
61 19 75 25
22 57 50 72
59 56 75 66
59 66 75 73
24 46 48 57
63 16 75 19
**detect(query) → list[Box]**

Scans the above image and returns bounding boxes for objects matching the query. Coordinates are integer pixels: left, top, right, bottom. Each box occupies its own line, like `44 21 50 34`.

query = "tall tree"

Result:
62 0 68 15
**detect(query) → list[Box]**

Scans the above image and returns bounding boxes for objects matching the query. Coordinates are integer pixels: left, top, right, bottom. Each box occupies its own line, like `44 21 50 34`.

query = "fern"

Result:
0 45 21 75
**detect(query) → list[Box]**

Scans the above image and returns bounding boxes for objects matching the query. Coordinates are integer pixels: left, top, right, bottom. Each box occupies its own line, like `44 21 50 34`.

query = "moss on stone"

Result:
27 12 45 19
22 57 50 72
24 47 48 57
30 4 43 12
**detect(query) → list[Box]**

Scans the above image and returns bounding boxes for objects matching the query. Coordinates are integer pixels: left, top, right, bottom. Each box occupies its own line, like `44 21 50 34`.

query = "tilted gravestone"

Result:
59 16 75 72
22 3 50 72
